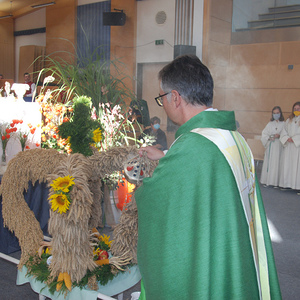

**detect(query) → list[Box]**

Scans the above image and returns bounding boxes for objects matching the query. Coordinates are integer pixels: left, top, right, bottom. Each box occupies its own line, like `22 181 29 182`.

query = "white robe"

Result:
279 116 300 189
260 120 284 186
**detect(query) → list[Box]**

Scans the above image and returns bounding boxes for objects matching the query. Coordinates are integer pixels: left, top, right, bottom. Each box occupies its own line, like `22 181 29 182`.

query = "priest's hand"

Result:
139 146 165 161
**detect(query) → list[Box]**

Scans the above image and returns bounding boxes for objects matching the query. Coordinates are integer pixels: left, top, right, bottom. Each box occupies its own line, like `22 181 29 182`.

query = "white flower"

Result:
43 76 55 85
43 89 52 102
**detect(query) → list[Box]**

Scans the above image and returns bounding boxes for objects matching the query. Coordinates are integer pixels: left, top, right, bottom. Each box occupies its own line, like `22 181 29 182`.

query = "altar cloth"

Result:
17 265 141 300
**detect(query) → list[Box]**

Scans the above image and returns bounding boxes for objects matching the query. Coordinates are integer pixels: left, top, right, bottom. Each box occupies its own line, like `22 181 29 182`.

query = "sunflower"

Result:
49 193 70 214
92 128 102 143
50 175 75 193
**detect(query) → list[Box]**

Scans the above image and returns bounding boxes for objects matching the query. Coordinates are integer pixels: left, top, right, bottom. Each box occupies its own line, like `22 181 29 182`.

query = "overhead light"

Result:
32 2 56 9
0 1 13 19
0 14 13 19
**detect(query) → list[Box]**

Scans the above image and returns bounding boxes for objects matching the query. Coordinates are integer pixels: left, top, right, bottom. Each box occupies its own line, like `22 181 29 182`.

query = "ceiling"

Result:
0 0 55 18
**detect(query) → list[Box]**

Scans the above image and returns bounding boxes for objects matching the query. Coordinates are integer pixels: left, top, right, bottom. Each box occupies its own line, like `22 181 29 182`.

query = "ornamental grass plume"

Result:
35 44 136 116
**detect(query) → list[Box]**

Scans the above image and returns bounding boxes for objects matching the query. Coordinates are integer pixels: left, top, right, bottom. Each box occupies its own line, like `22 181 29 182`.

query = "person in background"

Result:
139 116 168 151
260 106 285 187
24 72 36 101
279 101 300 192
0 74 4 79
129 98 151 127
135 55 281 300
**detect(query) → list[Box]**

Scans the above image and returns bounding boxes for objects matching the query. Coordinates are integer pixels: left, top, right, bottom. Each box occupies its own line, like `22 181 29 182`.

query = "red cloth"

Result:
25 81 34 95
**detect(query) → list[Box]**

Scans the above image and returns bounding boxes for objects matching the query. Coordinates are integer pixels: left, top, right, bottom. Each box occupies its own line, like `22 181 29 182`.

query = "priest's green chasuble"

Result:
135 111 281 300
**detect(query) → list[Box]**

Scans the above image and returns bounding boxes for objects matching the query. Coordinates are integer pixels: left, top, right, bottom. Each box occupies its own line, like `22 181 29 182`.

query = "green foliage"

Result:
26 254 51 283
36 44 137 116
41 137 63 151
34 42 144 162
58 96 101 156
25 252 124 295
74 265 115 288
98 240 110 252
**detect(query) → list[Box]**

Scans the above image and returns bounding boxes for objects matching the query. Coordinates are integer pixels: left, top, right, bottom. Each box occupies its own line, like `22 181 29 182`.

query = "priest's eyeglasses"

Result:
155 92 170 107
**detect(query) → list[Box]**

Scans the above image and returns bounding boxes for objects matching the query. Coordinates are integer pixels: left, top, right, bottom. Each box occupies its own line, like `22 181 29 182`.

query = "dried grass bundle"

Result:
90 146 158 264
110 195 139 264
47 153 96 283
1 144 157 285
87 275 98 291
89 146 139 179
88 178 103 229
0 148 66 268
89 145 158 180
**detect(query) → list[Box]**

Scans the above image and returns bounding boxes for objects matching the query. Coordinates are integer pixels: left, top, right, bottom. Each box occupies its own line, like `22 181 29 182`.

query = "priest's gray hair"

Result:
158 54 214 107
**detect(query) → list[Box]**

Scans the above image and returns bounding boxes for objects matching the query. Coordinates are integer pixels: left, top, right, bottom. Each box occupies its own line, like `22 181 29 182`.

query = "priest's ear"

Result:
171 90 182 108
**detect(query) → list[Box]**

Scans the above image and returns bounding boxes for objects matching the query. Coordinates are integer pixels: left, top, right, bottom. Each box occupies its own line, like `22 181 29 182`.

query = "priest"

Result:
135 54 282 300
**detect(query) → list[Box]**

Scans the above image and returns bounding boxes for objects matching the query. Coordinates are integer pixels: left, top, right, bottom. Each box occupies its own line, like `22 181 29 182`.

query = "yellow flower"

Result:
45 247 51 255
92 128 102 143
93 247 99 256
99 234 112 247
50 175 75 193
50 193 70 214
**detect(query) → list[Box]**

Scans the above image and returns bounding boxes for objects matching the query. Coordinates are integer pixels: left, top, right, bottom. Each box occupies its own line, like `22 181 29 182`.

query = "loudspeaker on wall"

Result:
103 12 126 26
174 45 196 58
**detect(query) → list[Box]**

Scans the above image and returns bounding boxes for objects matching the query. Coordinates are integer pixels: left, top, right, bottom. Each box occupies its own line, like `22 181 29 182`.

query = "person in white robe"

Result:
279 101 300 190
261 106 284 187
